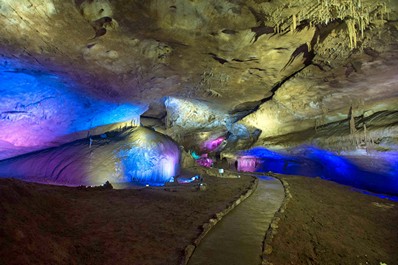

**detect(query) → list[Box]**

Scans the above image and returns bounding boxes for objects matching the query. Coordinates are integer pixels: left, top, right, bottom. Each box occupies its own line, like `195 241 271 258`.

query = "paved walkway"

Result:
188 175 284 265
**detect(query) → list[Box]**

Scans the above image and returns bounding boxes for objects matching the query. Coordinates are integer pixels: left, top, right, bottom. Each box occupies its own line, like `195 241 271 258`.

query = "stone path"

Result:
188 175 284 265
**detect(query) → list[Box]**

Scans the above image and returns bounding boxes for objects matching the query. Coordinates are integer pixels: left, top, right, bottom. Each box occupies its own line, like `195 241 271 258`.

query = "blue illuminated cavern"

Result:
0 1 396 195
237 146 398 195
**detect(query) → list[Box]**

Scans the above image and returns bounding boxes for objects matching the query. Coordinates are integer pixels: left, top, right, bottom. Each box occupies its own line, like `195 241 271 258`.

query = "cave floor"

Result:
267 175 398 265
0 175 254 265
1 173 397 265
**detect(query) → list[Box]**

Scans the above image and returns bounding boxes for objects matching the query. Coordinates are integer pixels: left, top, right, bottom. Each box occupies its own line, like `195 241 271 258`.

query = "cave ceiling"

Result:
0 0 397 157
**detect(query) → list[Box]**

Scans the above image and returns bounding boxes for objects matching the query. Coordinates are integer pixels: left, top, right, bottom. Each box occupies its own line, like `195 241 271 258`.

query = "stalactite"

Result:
266 0 391 50
346 19 357 49
349 106 356 135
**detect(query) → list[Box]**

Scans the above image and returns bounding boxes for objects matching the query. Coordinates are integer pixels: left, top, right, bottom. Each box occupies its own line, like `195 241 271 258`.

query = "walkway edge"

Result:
261 174 292 265
180 176 259 265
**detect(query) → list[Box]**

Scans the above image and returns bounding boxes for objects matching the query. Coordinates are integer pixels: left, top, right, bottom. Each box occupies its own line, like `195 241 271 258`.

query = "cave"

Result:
0 0 397 264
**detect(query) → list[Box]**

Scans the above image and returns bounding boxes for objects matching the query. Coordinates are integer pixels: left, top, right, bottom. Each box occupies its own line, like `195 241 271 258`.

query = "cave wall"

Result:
0 0 397 173
0 127 180 186
240 51 398 150
0 59 146 160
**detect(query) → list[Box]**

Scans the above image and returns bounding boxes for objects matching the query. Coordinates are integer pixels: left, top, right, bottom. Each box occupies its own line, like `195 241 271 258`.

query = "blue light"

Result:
0 127 181 187
177 177 196 184
355 189 398 202
238 146 398 196
0 58 146 159
117 127 180 186
191 151 201 160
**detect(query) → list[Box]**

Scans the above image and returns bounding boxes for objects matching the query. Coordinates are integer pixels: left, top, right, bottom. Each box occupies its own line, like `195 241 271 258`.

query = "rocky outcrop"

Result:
0 127 180 186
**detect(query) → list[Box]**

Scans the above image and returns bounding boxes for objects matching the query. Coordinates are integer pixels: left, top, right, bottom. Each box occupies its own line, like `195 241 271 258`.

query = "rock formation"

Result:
0 127 180 186
0 0 397 191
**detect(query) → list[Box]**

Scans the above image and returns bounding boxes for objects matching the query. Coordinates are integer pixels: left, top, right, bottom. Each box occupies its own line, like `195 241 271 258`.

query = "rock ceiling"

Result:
0 0 397 158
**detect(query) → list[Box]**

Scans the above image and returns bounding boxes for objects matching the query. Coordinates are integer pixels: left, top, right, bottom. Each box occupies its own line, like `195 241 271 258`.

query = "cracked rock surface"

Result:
0 0 397 155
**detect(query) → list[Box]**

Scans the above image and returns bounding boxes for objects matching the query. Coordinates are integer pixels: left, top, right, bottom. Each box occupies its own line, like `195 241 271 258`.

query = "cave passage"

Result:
238 146 398 196
188 175 284 265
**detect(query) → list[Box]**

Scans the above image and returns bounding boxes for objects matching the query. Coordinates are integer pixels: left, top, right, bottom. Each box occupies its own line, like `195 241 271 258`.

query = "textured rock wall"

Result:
0 0 397 157
0 127 180 186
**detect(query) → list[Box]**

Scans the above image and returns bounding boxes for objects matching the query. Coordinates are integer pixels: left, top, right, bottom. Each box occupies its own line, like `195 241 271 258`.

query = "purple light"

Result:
237 156 257 172
201 137 225 152
0 58 147 160
196 153 213 167
0 127 181 187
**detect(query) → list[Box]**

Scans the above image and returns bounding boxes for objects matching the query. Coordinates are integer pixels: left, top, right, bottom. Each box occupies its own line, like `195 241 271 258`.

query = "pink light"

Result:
202 137 225 152
237 156 257 172
196 153 213 167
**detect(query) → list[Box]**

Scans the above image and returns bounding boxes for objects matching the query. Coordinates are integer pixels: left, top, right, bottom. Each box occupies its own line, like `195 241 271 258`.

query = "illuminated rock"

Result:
237 156 257 172
238 146 398 195
201 136 226 152
0 127 180 186
165 97 230 133
0 0 397 195
0 59 146 160
117 127 180 185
